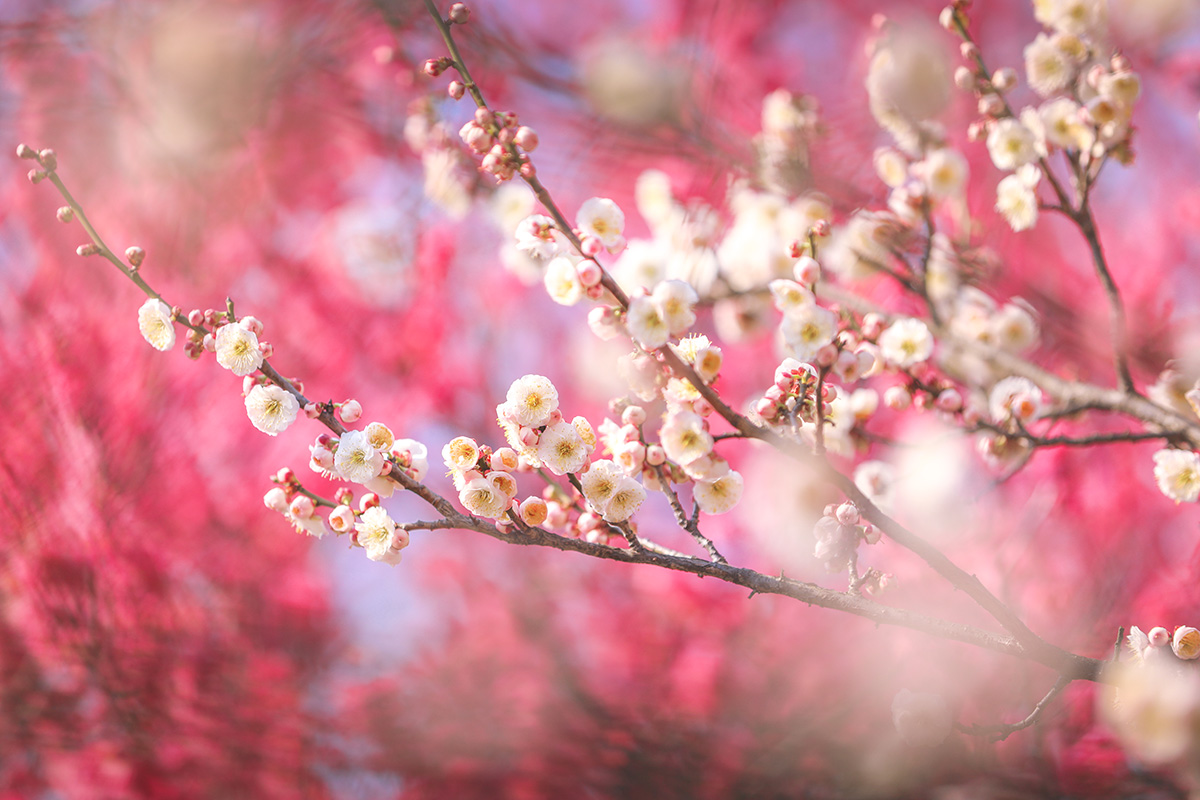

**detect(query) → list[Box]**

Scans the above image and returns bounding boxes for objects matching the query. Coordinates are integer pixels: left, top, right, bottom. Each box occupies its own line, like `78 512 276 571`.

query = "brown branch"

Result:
955 675 1072 741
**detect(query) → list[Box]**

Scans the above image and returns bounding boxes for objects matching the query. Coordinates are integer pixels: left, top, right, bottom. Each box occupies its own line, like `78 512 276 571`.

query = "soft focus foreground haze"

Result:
3 0 1200 797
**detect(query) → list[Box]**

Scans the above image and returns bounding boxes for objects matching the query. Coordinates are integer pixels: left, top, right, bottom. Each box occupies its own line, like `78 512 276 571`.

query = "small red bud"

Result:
447 80 465 100
125 246 146 267
448 2 470 24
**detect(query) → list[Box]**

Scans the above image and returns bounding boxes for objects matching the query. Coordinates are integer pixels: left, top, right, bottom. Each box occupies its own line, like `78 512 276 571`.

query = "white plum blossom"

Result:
659 410 713 466
576 197 625 248
780 304 838 362
652 280 698 336
878 318 933 368
459 476 510 519
336 429 386 484
502 374 559 428
986 118 1039 172
137 298 176 351
996 165 1041 232
1153 449 1200 503
544 256 585 306
694 471 744 515
355 506 404 565
215 323 264 376
874 148 908 188
769 279 815 315
515 214 559 259
603 476 647 522
442 435 481 472
244 384 300 436
1039 98 1093 152
992 302 1040 352
537 421 590 475
1024 33 1073 97
918 148 969 200
823 212 889 281
580 459 625 513
989 376 1045 423
626 294 670 350
612 239 668 291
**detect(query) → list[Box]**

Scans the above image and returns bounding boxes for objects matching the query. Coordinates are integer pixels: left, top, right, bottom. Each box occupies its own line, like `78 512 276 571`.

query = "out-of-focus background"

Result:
3 0 1200 796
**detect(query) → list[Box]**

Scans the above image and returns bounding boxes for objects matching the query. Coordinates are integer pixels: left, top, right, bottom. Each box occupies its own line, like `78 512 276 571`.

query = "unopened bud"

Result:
15 143 35 159
514 126 538 151
423 58 447 78
56 206 74 224
27 169 46 184
125 246 145 267
76 243 99 257
953 66 976 91
38 149 57 171
448 80 465 100
1149 626 1171 648
448 2 470 24
359 493 381 512
991 67 1017 92
339 399 363 424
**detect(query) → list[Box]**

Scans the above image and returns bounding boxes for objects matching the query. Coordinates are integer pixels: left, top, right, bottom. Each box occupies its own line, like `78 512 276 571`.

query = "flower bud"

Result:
793 256 820 285
1149 627 1171 648
329 505 355 533
263 487 289 513
359 493 381 512
519 496 548 526
125 246 146 267
991 67 1016 92
835 502 859 526
15 143 35 159
622 405 646 427
339 399 363 424
646 444 666 466
448 3 470 24
275 467 296 484
447 80 465 100
76 243 99 256
289 495 316 519
56 206 74 224
514 126 538 151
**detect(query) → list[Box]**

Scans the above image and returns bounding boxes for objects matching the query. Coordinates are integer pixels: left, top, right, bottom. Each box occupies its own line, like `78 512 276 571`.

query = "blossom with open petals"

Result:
137 298 176 351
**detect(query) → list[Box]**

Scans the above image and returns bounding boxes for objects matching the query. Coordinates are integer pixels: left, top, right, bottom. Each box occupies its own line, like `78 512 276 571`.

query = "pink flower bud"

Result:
359 493 381 512
187 309 203 326
448 3 470 24
391 528 411 550
289 495 316 519
646 444 667 466
263 487 289 513
475 107 494 128
576 260 603 287
953 66 976 91
1087 64 1106 90
242 376 257 396
37 148 57 170
423 58 446 78
755 397 778 419
514 126 538 151
991 67 1016 92
56 206 74 224
810 219 830 238
585 283 605 300
816 345 838 368
622 406 646 427
202 333 216 352
310 446 335 472
960 42 979 59
794 256 820 285
519 426 540 447
861 313 885 340
1149 627 1171 648
334 487 353 505
339 399 363 423
328 504 355 533
275 467 296 484
239 315 264 336
15 143 35 159
967 121 987 141
938 6 957 30
580 236 604 257
935 388 963 413
447 80 465 100
835 502 860 526
519 496 548 526
304 403 321 419
76 242 98 256
977 94 1004 117
693 398 714 417
518 161 537 179
884 385 912 410
258 341 274 359
862 524 882 545
27 169 46 184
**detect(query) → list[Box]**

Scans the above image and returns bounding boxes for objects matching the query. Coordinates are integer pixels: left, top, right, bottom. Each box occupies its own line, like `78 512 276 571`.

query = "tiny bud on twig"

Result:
38 149 57 171
15 143 36 159
448 80 465 100
27 169 46 184
125 246 146 268
448 3 470 24
76 243 99 256
56 206 75 224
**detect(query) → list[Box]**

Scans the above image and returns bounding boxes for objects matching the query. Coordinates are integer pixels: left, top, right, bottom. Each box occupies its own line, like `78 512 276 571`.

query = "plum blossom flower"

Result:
244 384 300 436
1153 449 1200 503
515 214 559 259
336 430 386 484
501 374 559 428
986 119 1039 171
694 471 744 515
137 298 176 351
996 165 1041 232
459 476 510 519
355 506 404 565
576 197 625 248
989 376 1044 423
878 318 933 368
626 294 670 350
544 256 584 306
392 438 429 481
580 460 625 513
652 280 698 336
215 323 264 376
603 477 646 522
918 148 968 200
1024 33 1073 97
659 410 713 466
537 421 590 475
780 304 838 362
442 436 481 473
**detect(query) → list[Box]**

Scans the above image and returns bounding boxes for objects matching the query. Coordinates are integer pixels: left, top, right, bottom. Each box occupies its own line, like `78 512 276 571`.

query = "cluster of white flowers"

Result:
625 280 698 350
